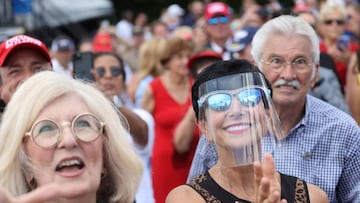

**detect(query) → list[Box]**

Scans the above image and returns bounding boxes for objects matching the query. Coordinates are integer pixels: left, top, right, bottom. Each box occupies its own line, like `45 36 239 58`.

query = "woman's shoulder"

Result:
307 183 329 203
149 76 162 88
166 184 204 203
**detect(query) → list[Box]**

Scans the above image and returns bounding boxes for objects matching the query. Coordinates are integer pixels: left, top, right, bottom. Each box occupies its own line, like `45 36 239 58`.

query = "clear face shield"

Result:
197 72 284 167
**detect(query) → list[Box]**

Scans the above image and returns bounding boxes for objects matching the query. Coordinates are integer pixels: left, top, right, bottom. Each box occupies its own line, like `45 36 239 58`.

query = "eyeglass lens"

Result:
30 114 102 148
262 57 312 73
323 19 345 25
96 66 123 77
207 16 229 25
206 88 263 111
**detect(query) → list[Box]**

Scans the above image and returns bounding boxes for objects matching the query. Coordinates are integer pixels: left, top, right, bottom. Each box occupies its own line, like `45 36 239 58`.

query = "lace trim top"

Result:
187 171 310 203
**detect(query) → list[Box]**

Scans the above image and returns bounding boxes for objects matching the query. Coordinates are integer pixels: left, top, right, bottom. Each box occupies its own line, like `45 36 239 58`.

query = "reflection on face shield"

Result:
197 72 284 167
198 87 270 111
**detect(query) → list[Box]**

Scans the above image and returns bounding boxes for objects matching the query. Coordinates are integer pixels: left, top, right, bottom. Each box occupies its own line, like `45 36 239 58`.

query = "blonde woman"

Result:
127 38 167 107
0 71 143 203
317 3 358 89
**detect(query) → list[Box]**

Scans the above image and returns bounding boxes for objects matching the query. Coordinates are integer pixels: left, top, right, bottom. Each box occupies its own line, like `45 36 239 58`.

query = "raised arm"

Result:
118 106 148 147
173 107 196 154
140 86 154 114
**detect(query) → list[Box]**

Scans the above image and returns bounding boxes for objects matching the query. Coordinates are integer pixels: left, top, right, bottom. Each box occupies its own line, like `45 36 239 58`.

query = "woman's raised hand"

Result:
253 153 287 203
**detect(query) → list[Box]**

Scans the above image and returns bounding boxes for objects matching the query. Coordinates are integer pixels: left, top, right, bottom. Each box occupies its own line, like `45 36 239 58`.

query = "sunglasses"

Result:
198 88 268 111
95 66 123 78
207 16 230 25
323 19 345 25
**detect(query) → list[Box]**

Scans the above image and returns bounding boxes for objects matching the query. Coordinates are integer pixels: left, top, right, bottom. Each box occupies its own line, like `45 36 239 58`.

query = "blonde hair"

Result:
171 25 193 40
0 71 143 203
138 38 167 80
318 3 347 22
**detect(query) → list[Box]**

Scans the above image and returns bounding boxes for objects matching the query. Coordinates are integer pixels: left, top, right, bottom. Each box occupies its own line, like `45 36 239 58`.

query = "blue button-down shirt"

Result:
187 95 360 203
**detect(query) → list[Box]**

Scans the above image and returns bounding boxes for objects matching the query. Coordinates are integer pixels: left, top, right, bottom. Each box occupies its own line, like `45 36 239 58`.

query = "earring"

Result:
28 176 37 189
101 168 107 179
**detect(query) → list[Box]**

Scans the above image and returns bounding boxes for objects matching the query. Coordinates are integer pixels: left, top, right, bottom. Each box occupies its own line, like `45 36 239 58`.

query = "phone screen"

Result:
337 38 349 52
72 51 94 81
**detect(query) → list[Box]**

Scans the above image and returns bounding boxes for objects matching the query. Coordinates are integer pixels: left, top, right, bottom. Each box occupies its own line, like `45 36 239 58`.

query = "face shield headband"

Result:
197 72 284 167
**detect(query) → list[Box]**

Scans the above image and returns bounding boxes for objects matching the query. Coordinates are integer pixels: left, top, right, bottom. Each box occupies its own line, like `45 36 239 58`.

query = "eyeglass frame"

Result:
24 113 105 149
260 57 314 73
323 19 345 26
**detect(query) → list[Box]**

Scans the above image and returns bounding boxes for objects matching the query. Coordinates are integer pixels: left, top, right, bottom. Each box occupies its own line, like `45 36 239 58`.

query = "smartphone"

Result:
337 38 349 52
72 51 94 81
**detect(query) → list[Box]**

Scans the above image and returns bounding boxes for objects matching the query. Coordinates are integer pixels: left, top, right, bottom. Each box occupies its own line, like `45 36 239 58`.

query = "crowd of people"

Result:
0 0 359 202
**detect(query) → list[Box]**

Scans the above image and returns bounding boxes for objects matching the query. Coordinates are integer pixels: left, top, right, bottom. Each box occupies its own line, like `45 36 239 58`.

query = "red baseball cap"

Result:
93 33 113 52
0 35 51 67
187 50 222 70
204 2 230 21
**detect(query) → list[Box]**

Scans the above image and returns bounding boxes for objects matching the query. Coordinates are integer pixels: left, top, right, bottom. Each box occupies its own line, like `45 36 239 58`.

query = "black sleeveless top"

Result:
187 171 310 203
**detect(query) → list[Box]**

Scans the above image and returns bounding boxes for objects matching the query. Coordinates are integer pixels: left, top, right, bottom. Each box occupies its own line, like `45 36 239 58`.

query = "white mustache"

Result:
273 79 301 89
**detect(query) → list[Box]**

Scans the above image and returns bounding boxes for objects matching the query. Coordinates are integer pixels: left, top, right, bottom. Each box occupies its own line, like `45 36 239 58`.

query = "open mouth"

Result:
55 159 85 172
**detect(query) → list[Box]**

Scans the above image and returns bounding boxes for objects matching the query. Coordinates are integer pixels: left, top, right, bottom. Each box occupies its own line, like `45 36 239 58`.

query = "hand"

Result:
328 44 351 65
173 106 197 154
253 153 287 203
0 182 89 203
0 183 60 203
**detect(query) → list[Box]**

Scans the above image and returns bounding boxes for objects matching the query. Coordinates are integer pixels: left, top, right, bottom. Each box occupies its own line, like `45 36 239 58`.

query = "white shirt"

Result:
116 20 133 40
210 39 233 61
51 58 73 77
125 108 155 203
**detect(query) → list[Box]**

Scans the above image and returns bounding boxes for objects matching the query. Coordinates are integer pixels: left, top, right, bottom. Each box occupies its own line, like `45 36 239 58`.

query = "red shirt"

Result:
319 41 359 88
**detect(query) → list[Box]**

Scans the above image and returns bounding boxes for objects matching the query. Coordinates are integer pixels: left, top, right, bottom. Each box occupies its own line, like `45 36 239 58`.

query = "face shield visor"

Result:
197 72 284 167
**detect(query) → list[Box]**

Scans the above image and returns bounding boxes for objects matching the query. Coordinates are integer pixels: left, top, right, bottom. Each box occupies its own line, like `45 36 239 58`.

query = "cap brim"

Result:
0 43 51 67
187 51 222 69
206 12 228 20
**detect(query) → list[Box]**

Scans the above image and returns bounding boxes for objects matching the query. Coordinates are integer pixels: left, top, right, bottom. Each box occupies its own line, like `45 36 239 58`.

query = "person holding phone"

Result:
317 3 359 89
91 51 155 203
